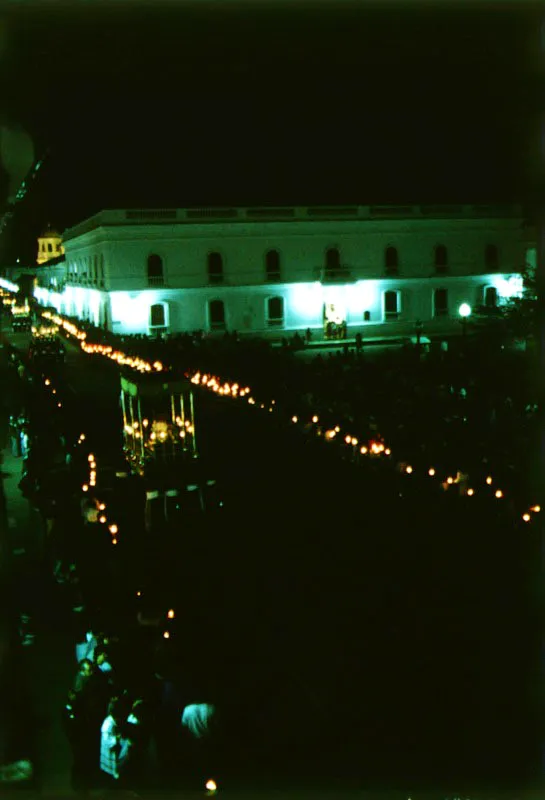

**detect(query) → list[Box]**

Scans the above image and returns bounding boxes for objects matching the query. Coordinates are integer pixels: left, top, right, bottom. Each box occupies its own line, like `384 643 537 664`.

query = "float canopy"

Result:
121 373 193 399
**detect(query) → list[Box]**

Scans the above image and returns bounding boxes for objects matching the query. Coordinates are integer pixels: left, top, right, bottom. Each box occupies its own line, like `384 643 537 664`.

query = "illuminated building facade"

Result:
36 225 65 265
33 204 534 339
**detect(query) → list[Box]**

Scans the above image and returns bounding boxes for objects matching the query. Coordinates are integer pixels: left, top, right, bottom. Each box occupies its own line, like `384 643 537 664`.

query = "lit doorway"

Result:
323 301 347 340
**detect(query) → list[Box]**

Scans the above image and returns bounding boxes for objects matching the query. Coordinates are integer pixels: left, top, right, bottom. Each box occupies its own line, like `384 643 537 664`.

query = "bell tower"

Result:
37 224 64 265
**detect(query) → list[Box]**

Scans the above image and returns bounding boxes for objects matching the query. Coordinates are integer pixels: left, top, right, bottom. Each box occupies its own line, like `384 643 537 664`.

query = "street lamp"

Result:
415 318 423 348
459 303 471 339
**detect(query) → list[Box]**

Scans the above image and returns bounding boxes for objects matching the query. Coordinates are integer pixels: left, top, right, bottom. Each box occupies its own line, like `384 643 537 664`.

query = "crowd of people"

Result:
0 305 540 791
1 343 219 793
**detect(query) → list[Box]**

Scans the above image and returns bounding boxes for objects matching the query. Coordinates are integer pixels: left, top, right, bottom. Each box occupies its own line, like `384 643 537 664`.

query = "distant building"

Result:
33 204 535 339
37 225 64 265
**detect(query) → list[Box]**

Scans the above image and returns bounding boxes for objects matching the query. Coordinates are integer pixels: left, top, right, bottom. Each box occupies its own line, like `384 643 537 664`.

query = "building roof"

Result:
36 253 65 267
63 203 524 241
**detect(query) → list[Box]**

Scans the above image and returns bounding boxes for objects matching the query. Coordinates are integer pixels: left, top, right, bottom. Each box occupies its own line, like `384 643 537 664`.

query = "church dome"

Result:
40 224 61 239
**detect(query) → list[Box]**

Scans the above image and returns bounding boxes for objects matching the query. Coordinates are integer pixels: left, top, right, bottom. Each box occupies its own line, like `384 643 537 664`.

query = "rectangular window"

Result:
208 253 224 285
150 304 166 327
267 296 284 327
434 288 449 317
484 286 498 308
383 290 399 320
209 300 226 330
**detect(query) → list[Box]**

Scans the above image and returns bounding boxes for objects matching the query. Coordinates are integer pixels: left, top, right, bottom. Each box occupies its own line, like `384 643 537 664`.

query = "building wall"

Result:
63 216 525 290
30 205 532 338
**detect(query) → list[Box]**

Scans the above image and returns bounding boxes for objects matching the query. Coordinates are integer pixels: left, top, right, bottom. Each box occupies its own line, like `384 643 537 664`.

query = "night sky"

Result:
0 1 542 260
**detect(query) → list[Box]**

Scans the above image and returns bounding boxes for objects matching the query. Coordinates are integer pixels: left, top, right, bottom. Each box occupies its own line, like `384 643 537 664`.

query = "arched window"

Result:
383 290 399 320
208 252 224 284
265 250 281 282
485 286 498 308
385 247 398 273
209 299 226 330
147 254 164 286
485 244 499 270
434 245 448 273
149 303 167 329
47 242 53 253
267 296 284 327
326 248 341 270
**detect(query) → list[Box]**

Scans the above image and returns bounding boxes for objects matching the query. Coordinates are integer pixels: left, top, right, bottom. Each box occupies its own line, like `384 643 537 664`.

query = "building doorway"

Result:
323 301 347 340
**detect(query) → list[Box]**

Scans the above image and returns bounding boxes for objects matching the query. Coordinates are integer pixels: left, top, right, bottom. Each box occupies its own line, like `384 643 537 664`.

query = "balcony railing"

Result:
147 275 165 287
319 266 354 283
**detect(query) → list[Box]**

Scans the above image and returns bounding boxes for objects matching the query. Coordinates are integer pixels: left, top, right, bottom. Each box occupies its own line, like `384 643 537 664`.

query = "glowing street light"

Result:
459 303 471 318
459 303 471 340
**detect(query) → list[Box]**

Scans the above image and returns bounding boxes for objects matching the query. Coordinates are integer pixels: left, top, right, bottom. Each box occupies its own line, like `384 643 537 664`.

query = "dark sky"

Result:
0 0 543 259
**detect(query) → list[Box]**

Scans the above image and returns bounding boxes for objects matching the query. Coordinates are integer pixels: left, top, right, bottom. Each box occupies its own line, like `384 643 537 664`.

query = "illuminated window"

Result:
383 290 399 320
434 244 448 273
325 248 340 270
209 299 225 330
385 246 398 274
484 286 498 307
485 244 499 270
433 288 448 317
150 303 167 328
147 254 164 287
208 252 224 284
265 250 281 282
267 296 284 326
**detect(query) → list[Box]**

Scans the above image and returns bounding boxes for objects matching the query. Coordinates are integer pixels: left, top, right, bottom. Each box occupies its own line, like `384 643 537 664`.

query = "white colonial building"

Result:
31 203 534 339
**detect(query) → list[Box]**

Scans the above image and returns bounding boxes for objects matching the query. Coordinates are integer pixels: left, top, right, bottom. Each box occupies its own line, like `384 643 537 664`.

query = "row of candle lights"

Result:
40 373 123 544
190 372 541 524
42 311 164 373
81 448 120 545
36 308 541 525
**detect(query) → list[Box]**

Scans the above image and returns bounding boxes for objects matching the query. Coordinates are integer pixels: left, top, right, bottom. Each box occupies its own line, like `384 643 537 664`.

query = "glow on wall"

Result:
288 280 378 326
492 273 524 301
0 277 19 293
109 290 161 333
288 282 323 322
34 285 63 313
35 285 102 324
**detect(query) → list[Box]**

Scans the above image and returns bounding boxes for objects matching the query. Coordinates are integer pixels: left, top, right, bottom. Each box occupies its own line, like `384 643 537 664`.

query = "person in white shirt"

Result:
100 698 124 783
179 702 218 787
76 630 97 664
181 703 216 739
